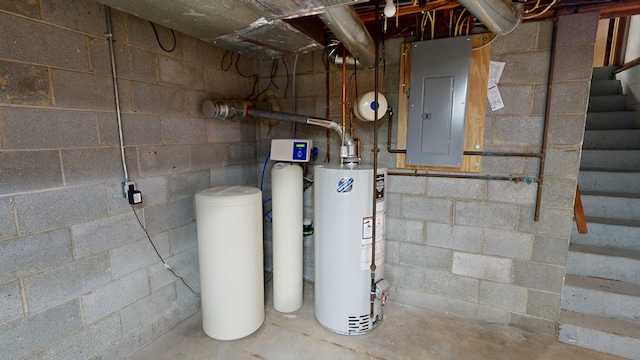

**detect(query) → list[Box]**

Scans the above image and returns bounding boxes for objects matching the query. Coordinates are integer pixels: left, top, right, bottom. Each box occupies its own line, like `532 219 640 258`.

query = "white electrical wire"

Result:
523 0 557 20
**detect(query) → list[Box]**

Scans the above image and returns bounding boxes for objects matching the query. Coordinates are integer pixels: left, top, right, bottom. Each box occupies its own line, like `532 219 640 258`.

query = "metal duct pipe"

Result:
202 100 359 163
319 6 377 70
458 0 522 35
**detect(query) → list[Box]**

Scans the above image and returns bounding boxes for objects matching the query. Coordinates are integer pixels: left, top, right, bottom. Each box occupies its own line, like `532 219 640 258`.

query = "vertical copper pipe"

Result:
535 19 557 222
325 50 331 163
369 0 381 319
341 46 348 164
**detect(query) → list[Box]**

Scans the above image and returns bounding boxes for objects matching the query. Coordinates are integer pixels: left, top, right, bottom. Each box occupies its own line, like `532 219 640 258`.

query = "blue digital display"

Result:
292 141 308 161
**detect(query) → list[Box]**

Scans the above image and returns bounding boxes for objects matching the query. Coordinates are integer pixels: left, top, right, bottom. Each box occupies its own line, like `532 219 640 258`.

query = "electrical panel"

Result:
406 36 472 167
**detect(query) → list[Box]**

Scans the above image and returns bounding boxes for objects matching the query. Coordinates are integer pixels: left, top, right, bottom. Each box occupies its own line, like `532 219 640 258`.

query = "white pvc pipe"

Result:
271 163 303 313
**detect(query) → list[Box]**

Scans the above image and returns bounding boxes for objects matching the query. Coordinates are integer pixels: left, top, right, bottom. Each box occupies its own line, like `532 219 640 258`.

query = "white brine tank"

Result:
314 164 389 335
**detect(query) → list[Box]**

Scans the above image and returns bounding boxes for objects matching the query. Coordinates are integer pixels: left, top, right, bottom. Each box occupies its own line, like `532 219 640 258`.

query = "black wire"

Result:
130 204 200 295
221 50 234 71
254 59 280 100
149 21 176 53
234 56 260 99
281 57 290 98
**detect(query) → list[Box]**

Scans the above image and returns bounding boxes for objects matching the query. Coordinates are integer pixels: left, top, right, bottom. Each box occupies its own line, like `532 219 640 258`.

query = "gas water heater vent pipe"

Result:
202 100 359 164
457 0 522 35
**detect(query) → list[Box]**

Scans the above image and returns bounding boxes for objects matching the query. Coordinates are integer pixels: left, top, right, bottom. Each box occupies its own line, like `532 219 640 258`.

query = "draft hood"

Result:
95 0 368 60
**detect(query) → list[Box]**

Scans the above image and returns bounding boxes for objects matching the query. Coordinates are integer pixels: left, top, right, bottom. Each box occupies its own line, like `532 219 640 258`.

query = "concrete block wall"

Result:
0 1 258 359
257 13 597 338
616 14 640 126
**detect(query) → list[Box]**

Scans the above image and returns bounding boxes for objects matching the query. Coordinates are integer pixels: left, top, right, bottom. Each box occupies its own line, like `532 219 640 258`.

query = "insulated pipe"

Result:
458 0 522 35
202 100 359 163
319 6 377 70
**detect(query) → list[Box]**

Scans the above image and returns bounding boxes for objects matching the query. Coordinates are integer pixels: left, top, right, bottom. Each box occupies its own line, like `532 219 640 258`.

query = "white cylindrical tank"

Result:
314 164 387 335
195 186 264 340
271 162 303 313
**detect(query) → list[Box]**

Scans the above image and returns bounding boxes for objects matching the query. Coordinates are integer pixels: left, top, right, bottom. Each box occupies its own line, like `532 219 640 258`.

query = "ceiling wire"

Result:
149 21 176 52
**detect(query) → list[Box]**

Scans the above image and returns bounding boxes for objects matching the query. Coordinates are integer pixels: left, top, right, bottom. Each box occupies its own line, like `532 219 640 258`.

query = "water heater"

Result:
314 164 389 335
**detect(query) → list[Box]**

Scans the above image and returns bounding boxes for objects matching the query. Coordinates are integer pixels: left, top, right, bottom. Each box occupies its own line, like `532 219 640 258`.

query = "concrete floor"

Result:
128 284 625 360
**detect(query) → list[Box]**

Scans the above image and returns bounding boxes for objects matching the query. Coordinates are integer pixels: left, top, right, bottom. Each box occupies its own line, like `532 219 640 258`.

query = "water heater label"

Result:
376 173 385 199
361 214 386 270
336 177 354 193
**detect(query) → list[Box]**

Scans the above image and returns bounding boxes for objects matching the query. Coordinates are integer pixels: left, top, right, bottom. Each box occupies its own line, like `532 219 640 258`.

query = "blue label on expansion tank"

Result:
337 177 354 193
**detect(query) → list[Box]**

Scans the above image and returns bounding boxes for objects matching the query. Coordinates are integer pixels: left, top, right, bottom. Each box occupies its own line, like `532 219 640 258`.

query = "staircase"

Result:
558 66 640 359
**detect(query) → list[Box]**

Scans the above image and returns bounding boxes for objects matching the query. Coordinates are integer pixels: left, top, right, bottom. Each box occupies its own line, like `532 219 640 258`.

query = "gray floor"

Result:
128 283 625 360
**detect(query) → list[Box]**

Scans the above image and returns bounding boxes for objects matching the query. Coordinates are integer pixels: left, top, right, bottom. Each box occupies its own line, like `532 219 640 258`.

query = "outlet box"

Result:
123 181 135 198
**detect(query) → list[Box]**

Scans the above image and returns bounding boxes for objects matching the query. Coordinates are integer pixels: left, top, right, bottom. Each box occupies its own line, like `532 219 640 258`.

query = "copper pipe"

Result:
341 46 348 164
386 109 406 154
535 19 557 222
325 49 331 163
369 0 381 319
388 170 538 183
463 151 542 157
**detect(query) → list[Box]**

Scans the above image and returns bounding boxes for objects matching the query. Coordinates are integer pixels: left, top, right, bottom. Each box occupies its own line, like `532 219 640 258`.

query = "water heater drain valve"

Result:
375 279 390 304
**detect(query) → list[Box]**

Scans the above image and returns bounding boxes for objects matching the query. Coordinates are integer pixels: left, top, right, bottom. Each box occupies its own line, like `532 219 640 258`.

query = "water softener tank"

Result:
314 164 388 335
195 186 264 340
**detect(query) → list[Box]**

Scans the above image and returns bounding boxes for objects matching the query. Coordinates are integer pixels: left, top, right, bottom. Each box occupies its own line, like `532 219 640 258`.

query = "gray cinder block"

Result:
447 299 509 325
483 229 533 260
509 313 557 338
0 151 63 195
39 314 121 360
167 171 210 201
425 270 479 303
0 229 72 283
81 268 149 324
0 13 88 70
62 148 123 186
400 243 451 271
393 265 425 290
15 186 107 234
23 253 111 313
402 196 452 224
0 61 50 106
111 239 161 278
0 281 23 327
513 260 565 293
162 117 208 144
455 201 519 230
0 198 16 239
0 300 82 360
121 285 177 335
131 82 186 115
3 107 99 149
169 223 197 255
426 223 483 253
387 176 427 194
479 281 527 312
487 181 537 205
158 56 205 90
144 197 194 234
137 145 190 177
452 252 512 283
527 289 561 320
427 178 486 200
72 212 143 258
387 218 424 244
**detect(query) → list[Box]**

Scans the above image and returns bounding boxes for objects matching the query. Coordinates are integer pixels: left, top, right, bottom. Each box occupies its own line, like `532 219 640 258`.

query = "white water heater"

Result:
314 164 389 335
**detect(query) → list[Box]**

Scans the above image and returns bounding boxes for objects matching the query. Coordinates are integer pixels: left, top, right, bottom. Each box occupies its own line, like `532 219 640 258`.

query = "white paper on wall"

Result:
488 61 506 111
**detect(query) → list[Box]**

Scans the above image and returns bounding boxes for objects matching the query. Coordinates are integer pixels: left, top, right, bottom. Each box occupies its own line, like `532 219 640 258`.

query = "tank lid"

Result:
196 186 261 198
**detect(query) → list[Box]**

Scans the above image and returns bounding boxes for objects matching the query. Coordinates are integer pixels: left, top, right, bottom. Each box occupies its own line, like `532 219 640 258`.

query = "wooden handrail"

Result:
613 56 640 74
574 186 588 234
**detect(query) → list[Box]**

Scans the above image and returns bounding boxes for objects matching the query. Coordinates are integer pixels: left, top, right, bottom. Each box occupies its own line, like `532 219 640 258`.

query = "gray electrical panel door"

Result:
406 36 472 167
